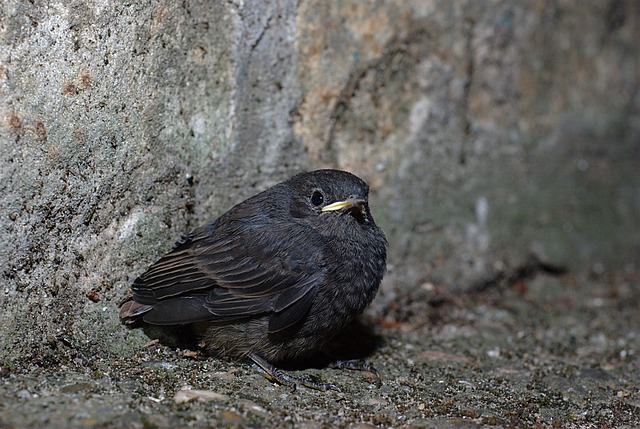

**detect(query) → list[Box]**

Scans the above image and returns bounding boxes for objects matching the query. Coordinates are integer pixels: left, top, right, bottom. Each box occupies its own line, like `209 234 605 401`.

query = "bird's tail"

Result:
119 294 153 324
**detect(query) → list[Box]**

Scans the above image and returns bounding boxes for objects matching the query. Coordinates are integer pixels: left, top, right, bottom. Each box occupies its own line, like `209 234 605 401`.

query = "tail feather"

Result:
119 295 153 324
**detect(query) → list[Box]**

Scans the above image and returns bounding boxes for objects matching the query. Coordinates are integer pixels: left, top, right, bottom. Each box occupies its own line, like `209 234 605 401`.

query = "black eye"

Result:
311 190 324 206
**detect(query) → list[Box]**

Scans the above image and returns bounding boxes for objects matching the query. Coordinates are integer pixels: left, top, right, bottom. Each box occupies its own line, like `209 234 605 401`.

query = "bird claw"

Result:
249 353 339 392
329 359 379 376
296 373 340 392
329 359 382 387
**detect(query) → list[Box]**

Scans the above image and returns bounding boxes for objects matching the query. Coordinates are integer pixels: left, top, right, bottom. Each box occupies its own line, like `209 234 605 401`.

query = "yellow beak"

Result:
321 198 366 214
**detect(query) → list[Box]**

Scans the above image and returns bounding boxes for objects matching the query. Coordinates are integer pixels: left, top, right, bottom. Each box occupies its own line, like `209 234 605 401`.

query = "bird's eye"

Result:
310 190 324 206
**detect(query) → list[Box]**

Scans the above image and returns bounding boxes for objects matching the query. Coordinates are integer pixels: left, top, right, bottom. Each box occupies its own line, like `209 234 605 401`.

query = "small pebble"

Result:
173 387 229 404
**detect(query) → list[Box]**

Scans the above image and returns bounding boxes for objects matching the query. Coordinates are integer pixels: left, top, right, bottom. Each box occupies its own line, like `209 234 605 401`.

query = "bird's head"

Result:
285 169 378 229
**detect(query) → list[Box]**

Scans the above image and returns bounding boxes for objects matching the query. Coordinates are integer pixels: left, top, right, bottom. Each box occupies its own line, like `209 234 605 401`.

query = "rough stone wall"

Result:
1 0 638 367
0 0 305 367
294 0 640 298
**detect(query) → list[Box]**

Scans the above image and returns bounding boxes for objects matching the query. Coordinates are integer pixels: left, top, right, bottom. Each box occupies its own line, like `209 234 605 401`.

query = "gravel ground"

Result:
1 270 638 428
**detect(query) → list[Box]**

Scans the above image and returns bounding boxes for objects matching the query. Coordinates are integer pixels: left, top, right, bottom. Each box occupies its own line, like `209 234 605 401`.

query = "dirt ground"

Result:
1 269 638 428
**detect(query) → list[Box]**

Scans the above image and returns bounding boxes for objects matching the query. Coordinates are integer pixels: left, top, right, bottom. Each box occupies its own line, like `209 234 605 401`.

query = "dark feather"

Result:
129 199 326 329
268 276 319 333
141 295 213 325
120 169 388 370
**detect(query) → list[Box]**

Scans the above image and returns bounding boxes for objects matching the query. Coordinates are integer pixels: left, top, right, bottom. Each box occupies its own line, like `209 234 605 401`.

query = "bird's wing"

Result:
129 216 325 332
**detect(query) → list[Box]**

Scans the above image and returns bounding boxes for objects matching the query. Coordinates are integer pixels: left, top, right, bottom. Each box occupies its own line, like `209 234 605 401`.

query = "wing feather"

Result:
268 276 319 333
129 211 326 328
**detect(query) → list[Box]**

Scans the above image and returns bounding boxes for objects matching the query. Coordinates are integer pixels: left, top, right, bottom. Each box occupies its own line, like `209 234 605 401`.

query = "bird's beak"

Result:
321 198 367 216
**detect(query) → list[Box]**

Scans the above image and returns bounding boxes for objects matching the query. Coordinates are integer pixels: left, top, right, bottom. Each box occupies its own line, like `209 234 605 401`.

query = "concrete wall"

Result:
1 0 638 367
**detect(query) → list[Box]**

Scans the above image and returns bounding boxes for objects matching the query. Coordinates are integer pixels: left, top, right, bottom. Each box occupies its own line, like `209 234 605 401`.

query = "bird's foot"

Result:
329 359 381 387
249 353 339 392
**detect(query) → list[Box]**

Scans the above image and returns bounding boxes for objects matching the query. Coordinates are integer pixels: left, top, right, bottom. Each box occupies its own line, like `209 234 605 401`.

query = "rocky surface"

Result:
1 271 638 428
1 0 638 427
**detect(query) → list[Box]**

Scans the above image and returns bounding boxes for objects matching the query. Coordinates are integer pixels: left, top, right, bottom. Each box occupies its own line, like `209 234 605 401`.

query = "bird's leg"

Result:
248 353 339 392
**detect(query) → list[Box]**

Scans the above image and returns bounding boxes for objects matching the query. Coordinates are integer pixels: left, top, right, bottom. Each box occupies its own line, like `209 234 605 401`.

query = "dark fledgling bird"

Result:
120 169 387 389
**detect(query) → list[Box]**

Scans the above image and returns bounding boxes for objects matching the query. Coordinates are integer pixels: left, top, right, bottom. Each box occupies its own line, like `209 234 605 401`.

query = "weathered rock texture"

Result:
1 0 638 375
295 1 640 299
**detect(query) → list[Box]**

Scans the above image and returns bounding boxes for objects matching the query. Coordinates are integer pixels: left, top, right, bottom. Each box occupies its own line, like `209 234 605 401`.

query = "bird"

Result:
119 169 387 390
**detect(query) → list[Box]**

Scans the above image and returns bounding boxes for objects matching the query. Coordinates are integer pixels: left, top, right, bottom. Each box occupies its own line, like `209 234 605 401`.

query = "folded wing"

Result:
122 216 325 333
